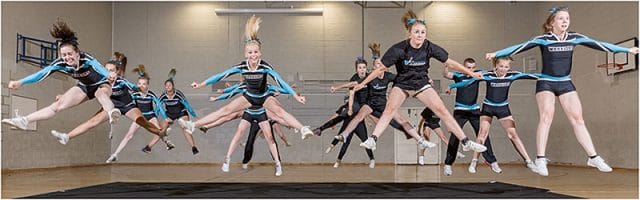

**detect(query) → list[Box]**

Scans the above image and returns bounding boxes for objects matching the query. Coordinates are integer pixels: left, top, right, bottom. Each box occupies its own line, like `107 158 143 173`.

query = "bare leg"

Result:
535 91 556 157
94 84 115 114
369 87 407 138
225 120 251 159
473 116 493 160
26 86 88 122
338 105 373 137
203 110 243 129
415 89 468 141
194 96 251 127
180 115 196 147
558 92 597 156
67 110 109 139
264 97 305 130
499 117 532 162
259 121 280 161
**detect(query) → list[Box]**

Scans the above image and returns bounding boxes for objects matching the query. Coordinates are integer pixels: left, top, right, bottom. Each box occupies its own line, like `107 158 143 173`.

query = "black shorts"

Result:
243 93 272 107
77 81 109 99
143 114 157 121
481 104 512 119
420 108 441 129
367 103 386 114
116 102 137 115
536 80 576 96
242 112 268 123
394 84 432 97
453 109 481 118
166 111 188 121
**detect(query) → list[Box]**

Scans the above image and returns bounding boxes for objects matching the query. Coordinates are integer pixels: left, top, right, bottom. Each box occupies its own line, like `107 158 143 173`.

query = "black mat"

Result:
24 182 579 199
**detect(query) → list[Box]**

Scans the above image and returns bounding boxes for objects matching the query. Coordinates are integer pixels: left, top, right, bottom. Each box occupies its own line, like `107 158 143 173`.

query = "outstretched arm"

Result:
573 34 639 54
10 65 66 89
353 66 386 91
444 59 483 79
192 67 242 89
487 36 546 60
330 81 358 93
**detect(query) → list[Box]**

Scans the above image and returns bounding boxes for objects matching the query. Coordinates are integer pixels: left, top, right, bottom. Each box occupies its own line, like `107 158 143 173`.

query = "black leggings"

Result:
444 110 497 165
242 122 281 164
334 116 373 160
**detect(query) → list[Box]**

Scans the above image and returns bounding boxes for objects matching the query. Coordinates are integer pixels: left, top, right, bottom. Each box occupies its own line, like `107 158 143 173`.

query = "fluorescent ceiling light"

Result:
215 8 323 15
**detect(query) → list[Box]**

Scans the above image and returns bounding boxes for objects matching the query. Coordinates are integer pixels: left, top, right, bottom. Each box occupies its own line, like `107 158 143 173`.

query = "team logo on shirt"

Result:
490 82 511 87
244 74 263 80
548 46 573 52
372 83 387 90
403 59 426 66
71 70 91 78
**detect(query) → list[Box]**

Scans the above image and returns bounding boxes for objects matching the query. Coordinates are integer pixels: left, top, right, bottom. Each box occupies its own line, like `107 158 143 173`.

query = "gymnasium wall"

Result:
1 2 113 170
2 1 636 170
110 1 638 168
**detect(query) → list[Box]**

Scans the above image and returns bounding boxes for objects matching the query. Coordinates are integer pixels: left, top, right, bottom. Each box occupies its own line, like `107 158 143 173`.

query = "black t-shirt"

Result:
349 73 369 104
451 70 482 108
382 39 449 90
367 72 396 107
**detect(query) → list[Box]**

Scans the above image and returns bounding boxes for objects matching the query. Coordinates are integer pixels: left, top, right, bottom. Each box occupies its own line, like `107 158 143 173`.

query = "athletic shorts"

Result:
166 111 188 121
242 111 268 123
481 104 512 120
536 80 576 96
77 80 109 99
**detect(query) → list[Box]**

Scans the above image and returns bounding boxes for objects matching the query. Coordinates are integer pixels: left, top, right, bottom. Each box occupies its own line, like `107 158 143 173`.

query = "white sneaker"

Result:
242 163 249 170
359 137 377 151
587 156 613 172
468 159 478 173
325 145 335 154
490 162 503 174
462 140 487 152
178 118 195 134
50 130 69 145
334 135 345 143
535 158 549 176
300 126 313 140
2 111 29 130
369 160 375 168
526 160 538 174
444 165 453 176
221 158 230 172
106 154 117 163
418 156 425 165
275 162 283 176
333 160 340 168
417 137 436 149
456 152 466 158
108 109 121 124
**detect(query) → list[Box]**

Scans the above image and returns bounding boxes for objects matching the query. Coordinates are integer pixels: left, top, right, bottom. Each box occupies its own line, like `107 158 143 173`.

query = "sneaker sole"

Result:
2 120 27 130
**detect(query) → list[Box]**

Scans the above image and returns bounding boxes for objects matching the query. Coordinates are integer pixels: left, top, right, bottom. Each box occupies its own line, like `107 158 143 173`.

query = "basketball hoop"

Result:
597 63 625 70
